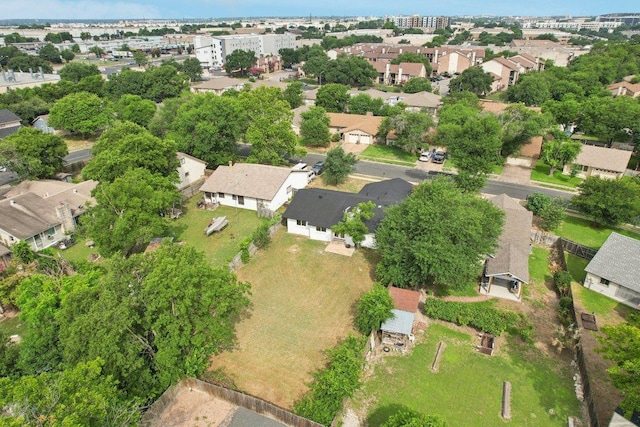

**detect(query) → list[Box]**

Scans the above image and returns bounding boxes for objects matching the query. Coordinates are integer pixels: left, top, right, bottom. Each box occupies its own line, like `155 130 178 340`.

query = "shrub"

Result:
382 409 447 427
558 296 574 319
239 238 251 263
553 270 572 296
526 192 565 230
422 299 532 340
354 284 394 335
294 335 364 425
252 222 271 248
526 192 552 215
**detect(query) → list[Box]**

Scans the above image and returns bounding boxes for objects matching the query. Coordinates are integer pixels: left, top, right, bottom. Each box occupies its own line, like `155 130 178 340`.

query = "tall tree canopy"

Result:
375 179 504 288
448 67 493 97
0 127 68 180
300 106 330 147
571 176 640 227
114 94 157 127
48 91 113 136
58 62 101 83
85 168 181 256
168 93 245 167
225 49 258 76
323 146 358 186
498 104 553 157
381 111 434 154
324 56 378 87
83 121 179 183
539 134 582 176
315 83 350 113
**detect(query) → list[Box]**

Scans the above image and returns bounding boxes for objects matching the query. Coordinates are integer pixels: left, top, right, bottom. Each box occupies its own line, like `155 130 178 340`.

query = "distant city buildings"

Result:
385 15 450 31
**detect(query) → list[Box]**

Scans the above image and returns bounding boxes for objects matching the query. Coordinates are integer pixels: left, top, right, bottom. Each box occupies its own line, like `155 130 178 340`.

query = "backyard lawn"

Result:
208 231 375 409
353 323 582 427
530 163 582 188
0 316 27 338
360 145 417 166
554 216 640 249
171 196 268 267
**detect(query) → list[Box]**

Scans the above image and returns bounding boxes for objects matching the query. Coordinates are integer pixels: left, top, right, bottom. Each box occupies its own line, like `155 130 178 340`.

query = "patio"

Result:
480 277 522 302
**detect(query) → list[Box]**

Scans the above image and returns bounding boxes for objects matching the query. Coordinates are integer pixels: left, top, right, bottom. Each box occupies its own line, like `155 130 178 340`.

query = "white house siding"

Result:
562 165 622 180
177 156 207 190
267 172 308 211
344 233 376 249
584 272 640 309
208 192 259 211
287 218 334 241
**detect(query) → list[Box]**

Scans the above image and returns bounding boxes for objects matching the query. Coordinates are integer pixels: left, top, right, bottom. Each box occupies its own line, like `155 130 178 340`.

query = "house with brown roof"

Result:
327 112 384 145
562 144 632 179
481 58 520 92
608 81 640 98
481 194 533 301
373 62 427 86
0 180 97 251
349 89 441 115
380 286 421 350
200 163 309 213
190 77 247 95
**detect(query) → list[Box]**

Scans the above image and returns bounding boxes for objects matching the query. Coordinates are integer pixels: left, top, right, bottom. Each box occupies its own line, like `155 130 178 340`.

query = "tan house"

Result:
176 152 207 190
0 180 97 251
608 81 640 98
436 50 474 75
562 144 632 179
373 62 427 85
349 89 441 115
481 58 520 92
190 77 247 95
327 113 384 145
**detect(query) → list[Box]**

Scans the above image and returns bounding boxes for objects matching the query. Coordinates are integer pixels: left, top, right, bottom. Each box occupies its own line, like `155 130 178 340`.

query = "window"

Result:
237 196 245 205
581 165 589 172
600 278 610 286
316 226 326 232
296 219 307 226
218 193 225 198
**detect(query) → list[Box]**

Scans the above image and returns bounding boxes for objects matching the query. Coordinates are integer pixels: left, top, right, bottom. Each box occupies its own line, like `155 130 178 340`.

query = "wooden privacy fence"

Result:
560 238 597 261
140 378 324 427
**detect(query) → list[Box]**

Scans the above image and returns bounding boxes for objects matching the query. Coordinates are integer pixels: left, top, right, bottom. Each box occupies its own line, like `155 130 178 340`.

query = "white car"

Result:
418 152 431 162
0 166 7 172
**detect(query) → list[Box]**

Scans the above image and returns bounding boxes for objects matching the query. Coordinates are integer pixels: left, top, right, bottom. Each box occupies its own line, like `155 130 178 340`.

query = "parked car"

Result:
432 151 446 164
312 161 325 175
418 152 431 162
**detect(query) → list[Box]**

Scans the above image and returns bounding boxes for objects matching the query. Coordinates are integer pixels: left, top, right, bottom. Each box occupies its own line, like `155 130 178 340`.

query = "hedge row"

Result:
294 335 364 426
423 299 532 340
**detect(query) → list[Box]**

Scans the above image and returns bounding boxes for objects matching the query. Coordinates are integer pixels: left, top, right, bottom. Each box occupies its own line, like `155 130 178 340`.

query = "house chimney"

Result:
228 160 233 168
10 200 16 206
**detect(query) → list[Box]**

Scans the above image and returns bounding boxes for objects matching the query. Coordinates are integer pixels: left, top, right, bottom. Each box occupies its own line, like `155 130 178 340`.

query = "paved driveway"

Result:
498 164 532 185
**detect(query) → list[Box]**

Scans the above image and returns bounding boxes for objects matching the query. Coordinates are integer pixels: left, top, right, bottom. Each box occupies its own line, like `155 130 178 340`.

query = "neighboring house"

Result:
190 77 247 95
0 109 22 139
176 152 207 190
481 194 533 301
436 49 474 75
373 62 427 86
380 286 421 350
608 81 640 98
349 88 442 115
327 112 384 145
481 58 520 92
200 163 309 213
562 144 632 179
583 232 640 309
32 114 55 134
283 178 413 248
0 180 97 251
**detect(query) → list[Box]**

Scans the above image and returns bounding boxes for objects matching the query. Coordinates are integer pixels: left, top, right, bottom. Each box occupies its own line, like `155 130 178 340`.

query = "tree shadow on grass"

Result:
366 403 413 427
361 248 381 282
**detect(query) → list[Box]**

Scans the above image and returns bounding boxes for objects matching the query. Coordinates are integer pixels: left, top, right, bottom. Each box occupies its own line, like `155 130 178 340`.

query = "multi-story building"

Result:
597 13 640 26
386 15 449 30
194 33 295 69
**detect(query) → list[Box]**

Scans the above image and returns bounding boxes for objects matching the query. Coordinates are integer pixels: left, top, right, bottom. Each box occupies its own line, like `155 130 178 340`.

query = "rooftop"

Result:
585 232 640 293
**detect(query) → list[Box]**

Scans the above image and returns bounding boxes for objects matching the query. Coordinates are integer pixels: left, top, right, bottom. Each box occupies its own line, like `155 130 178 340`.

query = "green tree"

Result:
60 49 75 63
315 83 350 113
48 91 113 136
381 111 434 154
0 127 68 180
282 81 304 109
37 43 62 64
354 284 394 335
525 193 565 231
168 93 244 167
324 56 378 87
143 65 189 102
323 146 358 186
278 47 300 68
239 86 300 165
88 46 105 59
225 49 257 76
539 135 582 175
403 77 433 94
499 104 553 157
578 96 640 144
181 57 202 81
0 359 141 426
448 67 493 96
83 121 178 183
382 409 447 427
572 176 640 226
76 74 106 96
347 93 383 115
332 201 376 248
85 168 181 256
300 106 330 147
542 96 582 131
597 313 640 417
59 62 101 83
115 94 157 127
375 178 504 288
132 50 148 67
506 73 552 106
301 54 331 83
7 54 53 74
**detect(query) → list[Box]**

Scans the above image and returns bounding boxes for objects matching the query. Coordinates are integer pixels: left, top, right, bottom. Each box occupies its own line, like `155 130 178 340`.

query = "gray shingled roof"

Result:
585 232 640 293
0 109 21 124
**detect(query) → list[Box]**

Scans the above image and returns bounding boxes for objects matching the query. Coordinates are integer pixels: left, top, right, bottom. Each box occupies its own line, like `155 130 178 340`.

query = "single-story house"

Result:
327 112 384 145
349 88 442 115
32 114 55 134
0 179 97 251
176 152 207 190
562 144 632 179
583 232 640 309
482 194 533 301
608 81 640 98
0 109 21 139
380 286 421 350
190 77 247 95
200 163 309 213
283 178 413 248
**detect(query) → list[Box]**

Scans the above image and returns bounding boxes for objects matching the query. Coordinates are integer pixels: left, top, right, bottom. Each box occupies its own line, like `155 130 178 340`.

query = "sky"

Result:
1 0 638 21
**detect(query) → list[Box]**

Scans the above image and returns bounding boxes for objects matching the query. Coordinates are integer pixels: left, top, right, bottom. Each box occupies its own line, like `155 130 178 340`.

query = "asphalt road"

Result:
64 148 93 165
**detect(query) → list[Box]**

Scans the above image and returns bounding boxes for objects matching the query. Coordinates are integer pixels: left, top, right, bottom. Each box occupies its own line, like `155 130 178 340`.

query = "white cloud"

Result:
2 0 161 20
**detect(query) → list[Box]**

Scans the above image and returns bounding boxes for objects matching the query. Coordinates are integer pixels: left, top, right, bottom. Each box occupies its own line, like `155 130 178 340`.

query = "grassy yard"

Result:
308 176 371 194
359 145 417 167
530 163 582 188
208 231 375 408
171 196 267 267
63 134 96 152
0 316 27 337
554 216 640 249
353 323 581 427
529 246 552 285
55 238 99 265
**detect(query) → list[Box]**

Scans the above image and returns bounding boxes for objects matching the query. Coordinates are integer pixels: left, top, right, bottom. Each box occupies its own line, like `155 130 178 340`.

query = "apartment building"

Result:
194 33 295 69
386 15 449 30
